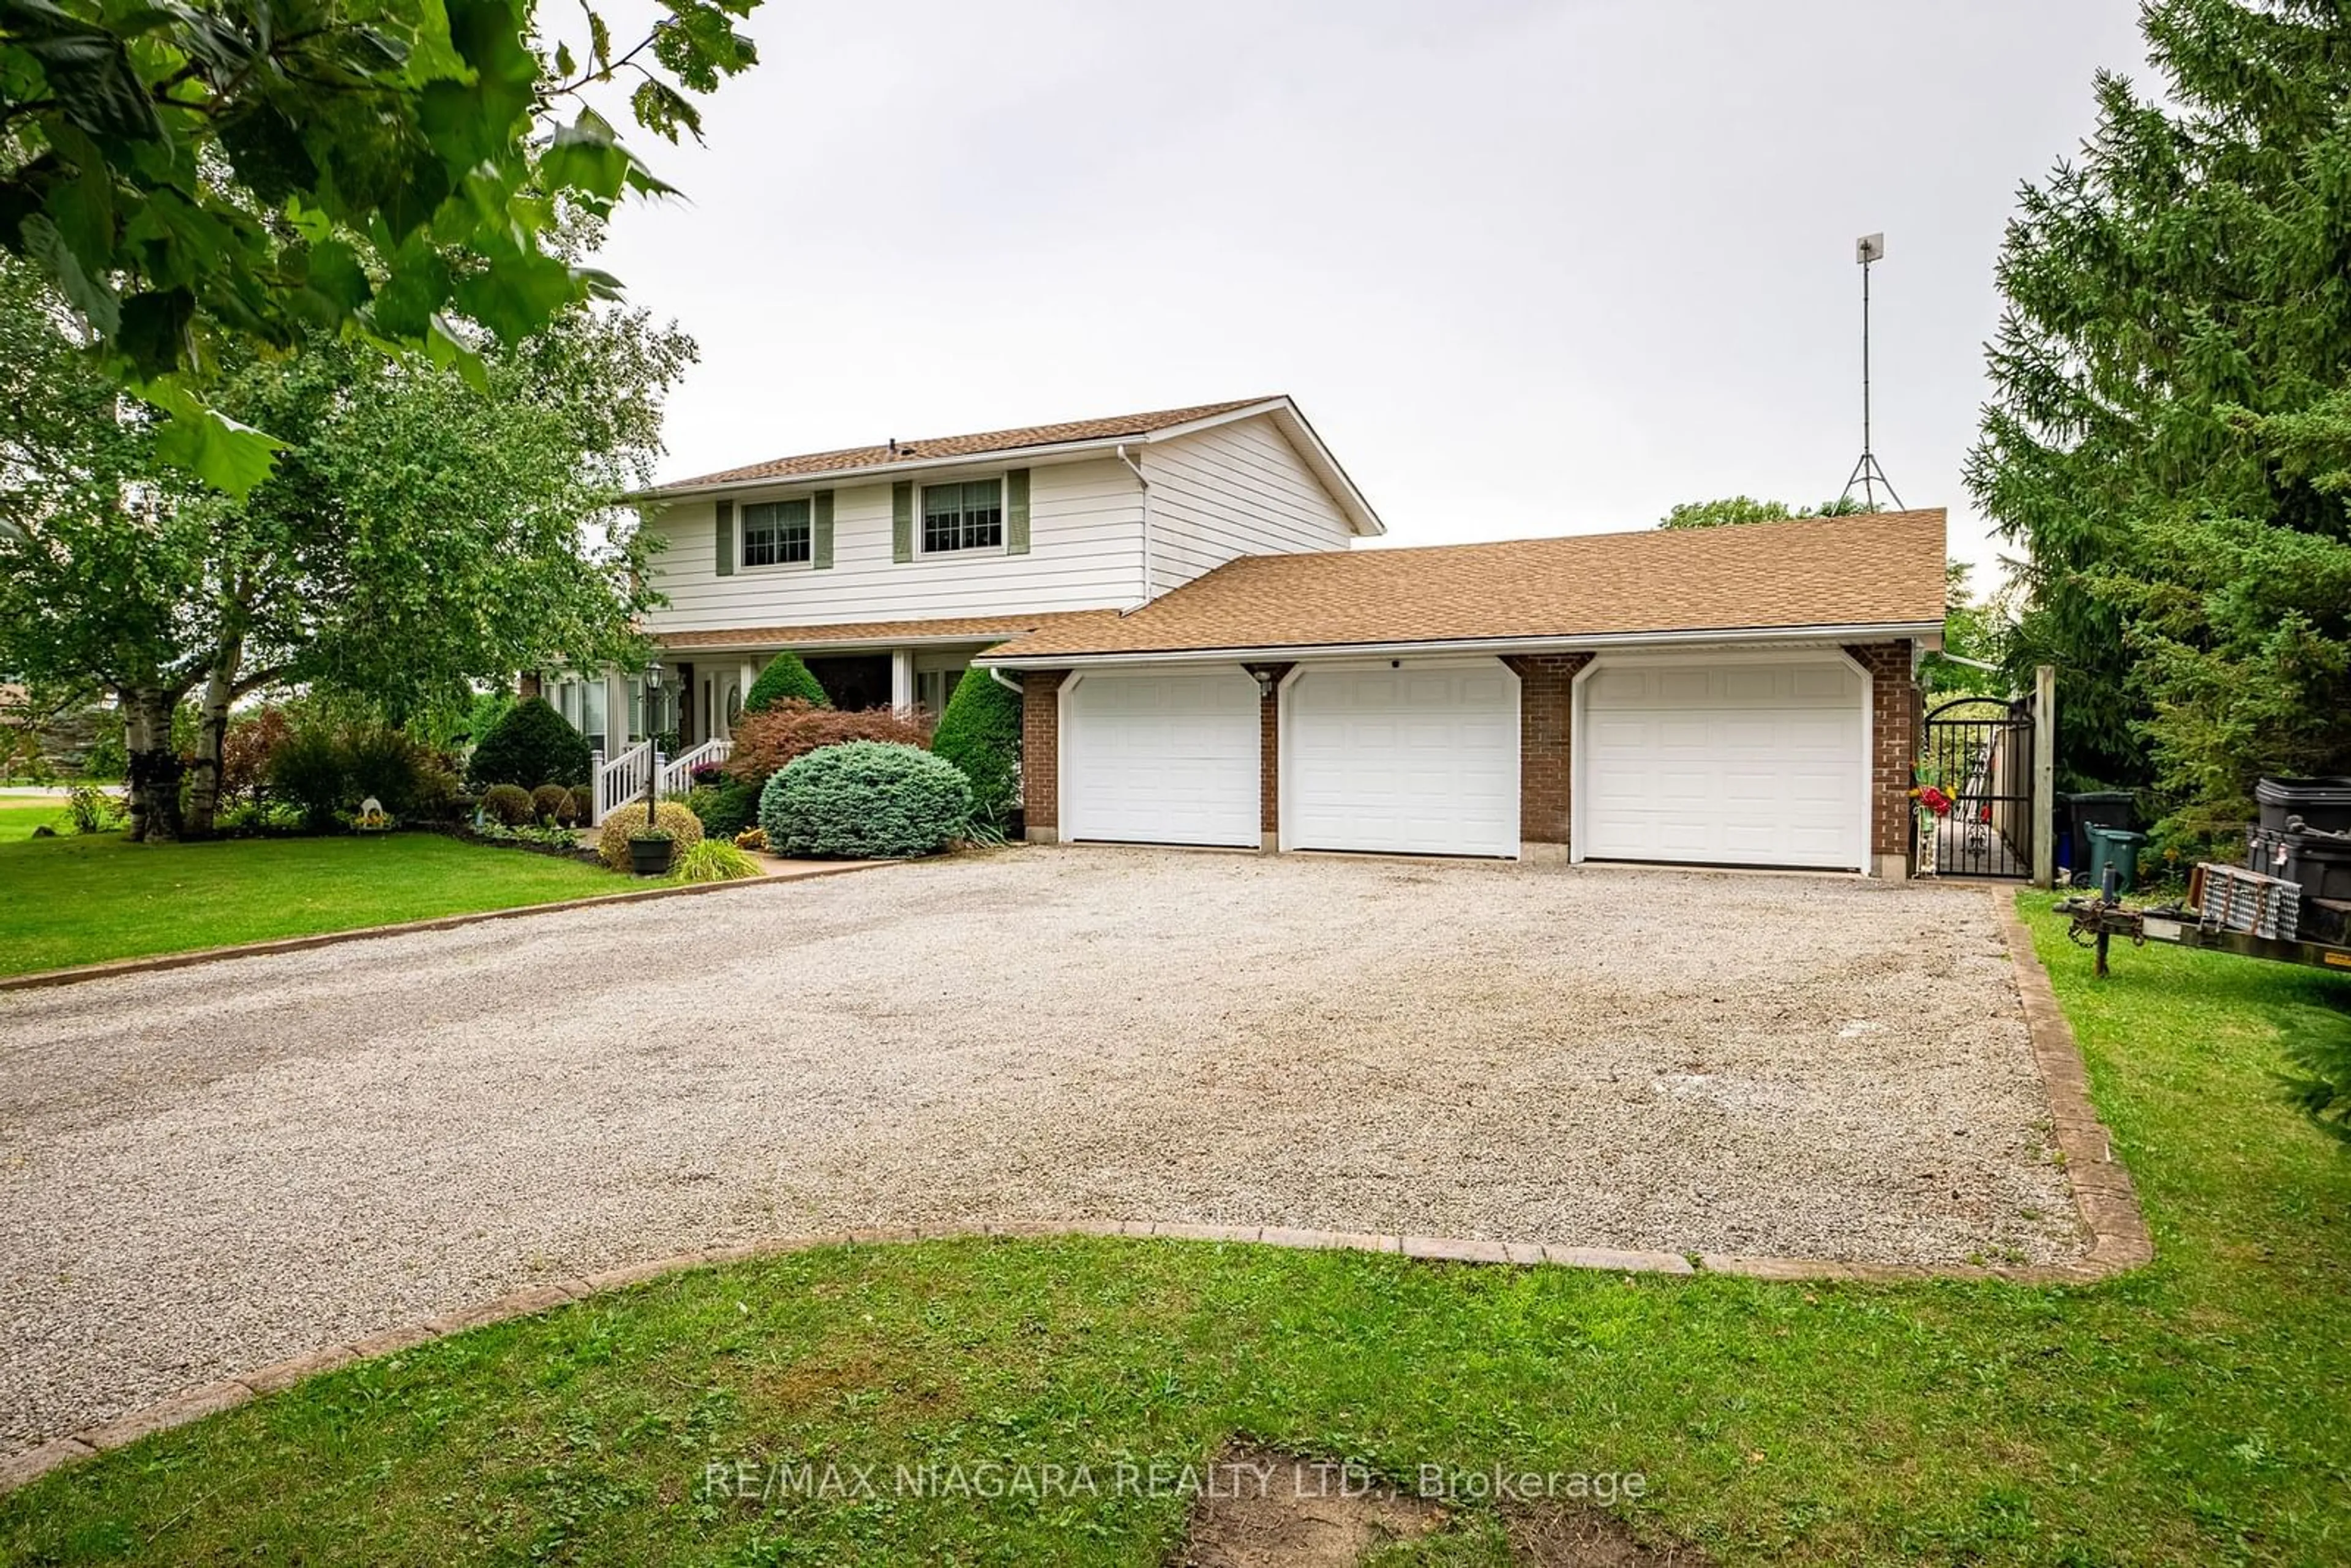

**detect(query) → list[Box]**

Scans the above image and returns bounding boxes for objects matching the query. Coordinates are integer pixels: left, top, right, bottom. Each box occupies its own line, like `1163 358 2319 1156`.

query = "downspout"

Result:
988 667 1023 696
1115 442 1150 610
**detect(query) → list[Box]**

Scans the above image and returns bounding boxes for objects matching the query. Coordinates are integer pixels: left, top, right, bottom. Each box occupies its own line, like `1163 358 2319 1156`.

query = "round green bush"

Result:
466 696 591 789
531 783 575 823
596 798 705 869
758 740 972 858
929 669 1023 824
480 783 536 825
743 651 830 714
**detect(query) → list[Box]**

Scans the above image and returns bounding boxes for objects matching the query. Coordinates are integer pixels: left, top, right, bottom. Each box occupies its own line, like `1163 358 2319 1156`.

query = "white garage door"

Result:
1579 659 1865 870
1062 670 1260 847
1286 662 1520 858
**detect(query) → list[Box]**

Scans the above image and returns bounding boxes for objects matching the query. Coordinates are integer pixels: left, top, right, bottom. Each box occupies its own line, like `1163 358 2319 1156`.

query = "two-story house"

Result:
565 393 1948 878
551 396 1381 815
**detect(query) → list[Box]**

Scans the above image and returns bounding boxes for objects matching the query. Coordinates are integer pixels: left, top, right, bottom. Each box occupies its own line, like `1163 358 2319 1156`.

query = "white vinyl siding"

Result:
1577 658 1867 871
1142 418 1357 594
642 458 1144 634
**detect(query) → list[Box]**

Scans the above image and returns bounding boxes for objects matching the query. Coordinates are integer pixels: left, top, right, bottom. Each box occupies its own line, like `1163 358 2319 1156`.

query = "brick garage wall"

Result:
1245 663 1294 839
1844 641 1918 872
1501 653 1591 847
1019 670 1068 839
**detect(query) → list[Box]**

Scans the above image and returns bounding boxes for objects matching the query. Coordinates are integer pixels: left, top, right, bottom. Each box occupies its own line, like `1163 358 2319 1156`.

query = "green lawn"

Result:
3 897 2347 1564
0 831 627 976
0 800 69 842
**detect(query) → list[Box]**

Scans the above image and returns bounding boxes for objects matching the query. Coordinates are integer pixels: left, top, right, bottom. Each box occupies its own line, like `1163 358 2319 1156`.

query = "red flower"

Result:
1918 786 1954 817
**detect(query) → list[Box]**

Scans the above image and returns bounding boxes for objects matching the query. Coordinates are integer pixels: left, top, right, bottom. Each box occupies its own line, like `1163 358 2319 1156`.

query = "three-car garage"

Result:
1048 652 1875 871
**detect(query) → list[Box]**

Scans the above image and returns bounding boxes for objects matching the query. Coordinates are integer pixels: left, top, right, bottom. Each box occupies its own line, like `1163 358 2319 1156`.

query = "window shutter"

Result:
1005 468 1030 555
812 489 834 569
891 481 913 563
714 500 735 576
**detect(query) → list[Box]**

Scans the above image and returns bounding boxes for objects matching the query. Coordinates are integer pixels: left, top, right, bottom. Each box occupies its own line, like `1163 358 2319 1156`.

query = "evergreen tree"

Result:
931 669 1024 825
743 652 830 713
1969 0 2351 824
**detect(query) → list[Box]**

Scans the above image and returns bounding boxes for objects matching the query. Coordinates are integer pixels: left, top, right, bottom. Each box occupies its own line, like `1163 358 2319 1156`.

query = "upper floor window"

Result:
743 498 812 567
921 479 1003 554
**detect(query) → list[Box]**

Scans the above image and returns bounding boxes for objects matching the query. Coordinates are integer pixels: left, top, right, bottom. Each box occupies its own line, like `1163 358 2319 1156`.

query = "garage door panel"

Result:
1065 672 1259 847
1581 659 1865 871
1288 663 1518 858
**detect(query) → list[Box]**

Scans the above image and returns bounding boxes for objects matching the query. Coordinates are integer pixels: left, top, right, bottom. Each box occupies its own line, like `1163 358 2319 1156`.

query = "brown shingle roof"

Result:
654 398 1278 491
651 610 1117 653
980 510 1948 662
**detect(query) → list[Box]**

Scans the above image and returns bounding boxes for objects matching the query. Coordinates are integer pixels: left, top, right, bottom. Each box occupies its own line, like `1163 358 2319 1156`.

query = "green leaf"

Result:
20 212 119 335
452 248 583 340
426 313 490 394
541 108 632 201
116 288 195 374
136 378 289 497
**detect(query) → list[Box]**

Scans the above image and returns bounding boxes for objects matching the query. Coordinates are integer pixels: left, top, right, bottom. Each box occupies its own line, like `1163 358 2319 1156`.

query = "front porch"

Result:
553 639 996 825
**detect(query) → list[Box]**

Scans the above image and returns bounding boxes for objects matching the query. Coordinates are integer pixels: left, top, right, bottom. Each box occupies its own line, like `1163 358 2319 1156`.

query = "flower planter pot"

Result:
628 836 674 876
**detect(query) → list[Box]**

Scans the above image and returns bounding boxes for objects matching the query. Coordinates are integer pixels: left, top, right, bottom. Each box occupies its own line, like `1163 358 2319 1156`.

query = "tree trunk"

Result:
123 685 184 844
182 637 243 839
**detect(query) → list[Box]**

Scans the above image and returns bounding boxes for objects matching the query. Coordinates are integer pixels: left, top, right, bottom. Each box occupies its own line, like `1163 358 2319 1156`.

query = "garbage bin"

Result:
2254 776 2351 836
2064 791 2134 885
2085 826 2147 895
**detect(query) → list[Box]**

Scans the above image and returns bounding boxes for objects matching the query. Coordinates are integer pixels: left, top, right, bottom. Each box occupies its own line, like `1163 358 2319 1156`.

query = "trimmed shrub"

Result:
743 651 830 713
596 798 704 869
266 727 347 830
343 724 432 816
481 782 536 826
686 776 760 839
531 784 576 824
669 839 762 883
930 668 1023 824
758 740 972 858
466 696 590 789
568 784 593 823
724 699 931 789
218 707 292 809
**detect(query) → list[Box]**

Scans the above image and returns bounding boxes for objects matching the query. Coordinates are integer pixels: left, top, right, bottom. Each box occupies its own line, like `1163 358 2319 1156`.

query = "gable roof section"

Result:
978 509 1948 664
636 395 1385 536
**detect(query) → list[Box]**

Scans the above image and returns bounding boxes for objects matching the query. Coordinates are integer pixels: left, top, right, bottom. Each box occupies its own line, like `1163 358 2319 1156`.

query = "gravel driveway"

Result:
0 849 2078 1457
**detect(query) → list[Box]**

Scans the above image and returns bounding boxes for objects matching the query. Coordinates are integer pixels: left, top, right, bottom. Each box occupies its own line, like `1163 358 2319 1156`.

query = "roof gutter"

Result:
624 434 1145 504
974 620 1948 670
651 629 1044 656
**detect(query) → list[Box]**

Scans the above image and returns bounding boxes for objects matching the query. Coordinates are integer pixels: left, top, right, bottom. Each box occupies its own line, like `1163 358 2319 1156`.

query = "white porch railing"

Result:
590 739 655 827
657 737 733 798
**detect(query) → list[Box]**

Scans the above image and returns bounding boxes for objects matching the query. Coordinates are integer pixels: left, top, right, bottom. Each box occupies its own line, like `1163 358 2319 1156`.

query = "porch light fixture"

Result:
642 661 665 830
1250 668 1275 699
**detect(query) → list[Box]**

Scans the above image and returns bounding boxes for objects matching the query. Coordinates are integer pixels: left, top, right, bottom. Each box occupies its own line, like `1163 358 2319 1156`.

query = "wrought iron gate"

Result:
1921 696 2036 878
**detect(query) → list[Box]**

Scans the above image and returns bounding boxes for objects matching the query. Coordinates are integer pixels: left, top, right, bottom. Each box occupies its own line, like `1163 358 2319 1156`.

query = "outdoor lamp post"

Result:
642 660 664 830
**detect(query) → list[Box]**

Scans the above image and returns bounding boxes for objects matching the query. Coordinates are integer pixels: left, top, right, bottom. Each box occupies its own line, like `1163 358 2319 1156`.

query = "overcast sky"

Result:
591 1 2153 582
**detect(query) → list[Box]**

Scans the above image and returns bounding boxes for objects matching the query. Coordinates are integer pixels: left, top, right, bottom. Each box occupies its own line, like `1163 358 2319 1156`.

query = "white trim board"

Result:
980 623 1944 670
